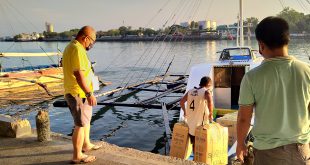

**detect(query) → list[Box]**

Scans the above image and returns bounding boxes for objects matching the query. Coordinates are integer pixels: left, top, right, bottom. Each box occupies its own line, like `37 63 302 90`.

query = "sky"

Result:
0 0 309 36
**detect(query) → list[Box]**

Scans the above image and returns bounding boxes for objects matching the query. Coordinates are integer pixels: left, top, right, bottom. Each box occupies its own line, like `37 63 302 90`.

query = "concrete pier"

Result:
0 132 204 165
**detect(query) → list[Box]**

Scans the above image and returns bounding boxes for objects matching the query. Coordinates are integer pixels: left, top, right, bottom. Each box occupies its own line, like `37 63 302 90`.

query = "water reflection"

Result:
2 39 309 156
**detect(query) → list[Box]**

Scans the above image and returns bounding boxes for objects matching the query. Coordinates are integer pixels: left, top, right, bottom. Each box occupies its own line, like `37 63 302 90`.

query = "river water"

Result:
0 39 309 154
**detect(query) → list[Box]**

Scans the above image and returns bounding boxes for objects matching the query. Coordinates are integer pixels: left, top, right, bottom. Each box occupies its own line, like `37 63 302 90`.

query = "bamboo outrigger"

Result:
53 74 187 110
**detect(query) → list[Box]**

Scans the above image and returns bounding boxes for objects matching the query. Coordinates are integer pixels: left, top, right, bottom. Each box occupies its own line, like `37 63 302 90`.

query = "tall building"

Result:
207 21 211 29
212 21 217 30
198 21 207 29
180 20 217 30
45 22 54 33
180 22 190 28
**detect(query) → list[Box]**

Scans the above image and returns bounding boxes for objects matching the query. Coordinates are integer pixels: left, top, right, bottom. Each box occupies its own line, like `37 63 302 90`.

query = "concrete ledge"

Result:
0 115 32 138
0 133 204 165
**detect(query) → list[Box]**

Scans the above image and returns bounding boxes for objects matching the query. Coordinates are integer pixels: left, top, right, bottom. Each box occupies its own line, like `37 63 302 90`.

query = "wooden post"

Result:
36 110 51 142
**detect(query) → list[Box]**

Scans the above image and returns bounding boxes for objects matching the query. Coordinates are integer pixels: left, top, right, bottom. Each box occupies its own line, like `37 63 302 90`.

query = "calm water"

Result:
1 39 309 154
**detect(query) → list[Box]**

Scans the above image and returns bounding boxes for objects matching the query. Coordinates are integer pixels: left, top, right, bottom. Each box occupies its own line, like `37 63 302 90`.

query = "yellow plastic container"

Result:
194 122 228 165
170 122 193 159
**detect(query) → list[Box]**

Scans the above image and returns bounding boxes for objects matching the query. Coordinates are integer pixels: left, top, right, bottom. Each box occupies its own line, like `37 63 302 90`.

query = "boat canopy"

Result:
219 47 256 61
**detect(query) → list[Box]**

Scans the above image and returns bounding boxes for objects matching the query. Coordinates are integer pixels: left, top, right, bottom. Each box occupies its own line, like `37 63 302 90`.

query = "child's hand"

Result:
208 114 213 122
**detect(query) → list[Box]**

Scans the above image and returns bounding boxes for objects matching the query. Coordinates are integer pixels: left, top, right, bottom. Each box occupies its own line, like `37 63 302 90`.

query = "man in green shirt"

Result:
237 17 310 165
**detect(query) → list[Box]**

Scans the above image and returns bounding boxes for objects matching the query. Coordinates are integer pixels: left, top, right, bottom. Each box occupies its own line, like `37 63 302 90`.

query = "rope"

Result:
143 0 173 28
154 0 203 77
204 0 215 20
96 0 175 75
137 0 199 83
296 0 308 12
2 0 58 65
278 0 285 9
0 2 16 37
114 0 189 96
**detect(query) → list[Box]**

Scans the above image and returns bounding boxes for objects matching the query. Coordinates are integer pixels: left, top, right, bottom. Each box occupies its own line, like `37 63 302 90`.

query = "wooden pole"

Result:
36 110 51 142
95 76 163 98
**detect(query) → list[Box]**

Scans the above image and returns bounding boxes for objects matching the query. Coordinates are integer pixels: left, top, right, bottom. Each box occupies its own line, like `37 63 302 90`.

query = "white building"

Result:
198 21 207 29
180 20 217 30
45 22 54 33
199 20 217 30
207 21 211 29
180 22 190 28
212 21 217 30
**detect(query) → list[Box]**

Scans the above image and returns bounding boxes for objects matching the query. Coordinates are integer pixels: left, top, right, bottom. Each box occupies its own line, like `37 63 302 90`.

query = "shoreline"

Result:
0 130 202 165
1 34 310 43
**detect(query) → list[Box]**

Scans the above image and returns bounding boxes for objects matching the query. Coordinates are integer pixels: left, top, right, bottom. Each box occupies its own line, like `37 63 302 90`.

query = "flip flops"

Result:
71 154 96 164
82 143 103 153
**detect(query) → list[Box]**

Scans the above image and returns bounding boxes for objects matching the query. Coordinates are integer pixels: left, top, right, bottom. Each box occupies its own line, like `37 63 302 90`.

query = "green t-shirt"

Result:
239 56 310 150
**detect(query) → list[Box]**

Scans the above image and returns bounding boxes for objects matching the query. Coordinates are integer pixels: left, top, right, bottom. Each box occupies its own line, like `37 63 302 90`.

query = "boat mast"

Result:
239 0 244 46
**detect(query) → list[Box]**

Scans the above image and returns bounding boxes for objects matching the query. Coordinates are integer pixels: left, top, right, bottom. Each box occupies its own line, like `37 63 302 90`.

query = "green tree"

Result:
277 7 305 33
13 34 22 40
144 28 156 36
244 17 259 34
119 26 128 37
43 31 58 38
190 21 195 29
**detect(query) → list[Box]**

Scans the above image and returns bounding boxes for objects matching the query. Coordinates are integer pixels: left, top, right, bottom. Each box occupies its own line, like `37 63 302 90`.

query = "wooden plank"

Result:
162 102 171 154
162 102 172 137
139 84 186 104
128 87 167 92
99 83 155 102
53 100 181 110
159 74 189 77
95 77 163 98
0 52 60 57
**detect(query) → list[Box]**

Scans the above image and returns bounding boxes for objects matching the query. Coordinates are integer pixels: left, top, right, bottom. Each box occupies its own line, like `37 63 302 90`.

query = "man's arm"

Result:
236 105 254 163
74 70 97 106
205 90 213 121
180 92 188 117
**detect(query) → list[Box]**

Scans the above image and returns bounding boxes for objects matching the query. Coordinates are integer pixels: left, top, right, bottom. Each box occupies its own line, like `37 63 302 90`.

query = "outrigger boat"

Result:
182 46 261 117
179 47 262 160
0 52 64 107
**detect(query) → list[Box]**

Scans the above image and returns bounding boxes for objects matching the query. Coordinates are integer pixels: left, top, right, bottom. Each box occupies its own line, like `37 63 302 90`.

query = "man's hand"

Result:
87 95 97 106
236 105 254 164
236 142 247 163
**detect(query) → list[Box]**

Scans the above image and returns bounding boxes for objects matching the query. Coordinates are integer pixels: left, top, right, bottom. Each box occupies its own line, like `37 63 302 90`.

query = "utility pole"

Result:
239 0 244 46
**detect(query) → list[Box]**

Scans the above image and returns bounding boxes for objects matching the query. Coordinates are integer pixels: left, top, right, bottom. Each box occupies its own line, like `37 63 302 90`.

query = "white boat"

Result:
181 47 262 116
179 48 262 162
178 0 262 160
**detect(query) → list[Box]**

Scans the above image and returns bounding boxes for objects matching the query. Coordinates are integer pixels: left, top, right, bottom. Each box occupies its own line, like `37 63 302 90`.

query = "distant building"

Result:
197 20 217 30
15 32 43 41
217 24 238 39
212 21 217 30
180 20 217 31
180 22 190 28
198 21 207 30
45 22 54 33
207 21 211 29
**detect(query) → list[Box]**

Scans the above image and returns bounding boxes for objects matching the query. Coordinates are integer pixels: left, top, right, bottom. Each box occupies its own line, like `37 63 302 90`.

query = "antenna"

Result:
239 0 244 47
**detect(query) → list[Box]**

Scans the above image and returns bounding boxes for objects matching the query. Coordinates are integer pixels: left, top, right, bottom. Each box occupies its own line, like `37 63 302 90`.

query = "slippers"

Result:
82 143 103 153
70 154 96 164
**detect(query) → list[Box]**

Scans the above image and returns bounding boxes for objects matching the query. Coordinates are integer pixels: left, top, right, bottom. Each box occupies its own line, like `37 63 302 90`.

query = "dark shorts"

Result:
189 134 195 145
65 94 92 127
189 134 195 153
254 143 310 165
